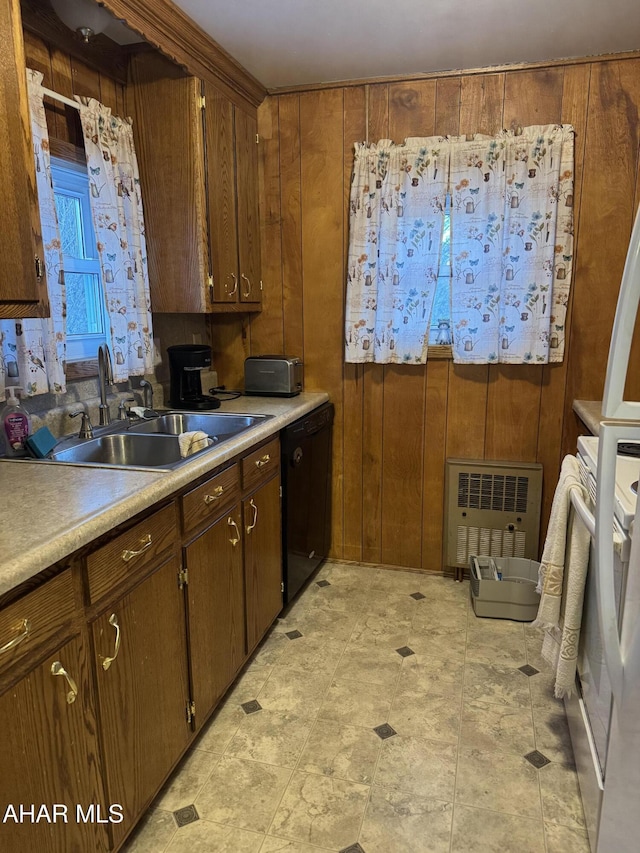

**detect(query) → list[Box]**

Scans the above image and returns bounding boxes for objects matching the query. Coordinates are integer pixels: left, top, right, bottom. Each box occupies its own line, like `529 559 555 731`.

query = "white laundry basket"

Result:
469 555 541 621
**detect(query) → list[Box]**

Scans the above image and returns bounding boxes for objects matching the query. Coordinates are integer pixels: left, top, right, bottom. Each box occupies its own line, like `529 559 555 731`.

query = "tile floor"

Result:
123 562 590 853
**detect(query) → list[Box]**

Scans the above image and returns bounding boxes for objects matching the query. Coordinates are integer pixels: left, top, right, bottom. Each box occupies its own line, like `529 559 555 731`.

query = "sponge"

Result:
25 426 58 459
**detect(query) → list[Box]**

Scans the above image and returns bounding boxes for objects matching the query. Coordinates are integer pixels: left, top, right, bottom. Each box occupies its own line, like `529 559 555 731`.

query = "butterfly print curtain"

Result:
0 70 66 398
449 125 574 364
345 125 574 365
77 98 154 381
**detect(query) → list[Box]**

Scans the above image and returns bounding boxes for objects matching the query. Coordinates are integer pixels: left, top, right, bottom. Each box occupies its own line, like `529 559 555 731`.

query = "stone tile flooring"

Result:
123 562 590 853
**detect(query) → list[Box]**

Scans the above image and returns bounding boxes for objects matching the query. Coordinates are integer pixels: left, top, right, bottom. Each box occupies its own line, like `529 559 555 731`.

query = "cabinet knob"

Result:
254 454 270 468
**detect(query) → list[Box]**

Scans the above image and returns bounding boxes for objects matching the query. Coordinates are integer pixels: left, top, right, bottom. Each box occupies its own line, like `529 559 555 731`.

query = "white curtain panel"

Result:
0 69 67 398
77 99 154 382
450 125 574 364
345 138 450 364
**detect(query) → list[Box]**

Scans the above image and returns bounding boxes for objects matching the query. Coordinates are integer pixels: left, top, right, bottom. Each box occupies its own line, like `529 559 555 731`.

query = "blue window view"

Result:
428 199 451 345
51 158 106 361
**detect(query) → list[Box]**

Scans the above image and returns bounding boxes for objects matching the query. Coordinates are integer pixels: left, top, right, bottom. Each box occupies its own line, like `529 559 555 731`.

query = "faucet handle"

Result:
118 397 136 421
69 411 94 440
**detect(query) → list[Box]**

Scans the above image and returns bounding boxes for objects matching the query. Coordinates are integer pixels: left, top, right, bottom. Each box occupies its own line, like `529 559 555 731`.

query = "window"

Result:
428 197 451 346
51 157 106 361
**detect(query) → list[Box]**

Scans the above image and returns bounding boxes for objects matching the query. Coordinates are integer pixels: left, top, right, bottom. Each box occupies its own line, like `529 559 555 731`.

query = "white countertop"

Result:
0 392 329 597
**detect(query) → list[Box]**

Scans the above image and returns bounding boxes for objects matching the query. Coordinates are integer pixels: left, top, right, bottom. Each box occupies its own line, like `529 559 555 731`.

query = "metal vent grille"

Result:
445 459 543 571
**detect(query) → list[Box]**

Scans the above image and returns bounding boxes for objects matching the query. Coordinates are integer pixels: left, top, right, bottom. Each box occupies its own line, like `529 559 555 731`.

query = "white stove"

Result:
577 435 640 532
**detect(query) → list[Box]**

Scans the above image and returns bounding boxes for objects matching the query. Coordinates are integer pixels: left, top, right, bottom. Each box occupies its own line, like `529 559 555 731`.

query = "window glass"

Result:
51 157 106 360
428 198 451 345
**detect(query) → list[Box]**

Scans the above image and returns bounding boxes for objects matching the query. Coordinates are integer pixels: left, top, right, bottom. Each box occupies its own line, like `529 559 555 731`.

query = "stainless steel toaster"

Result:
244 356 303 397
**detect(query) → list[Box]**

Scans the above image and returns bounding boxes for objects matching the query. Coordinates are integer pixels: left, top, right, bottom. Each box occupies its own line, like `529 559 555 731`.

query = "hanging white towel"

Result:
532 454 591 698
178 430 210 458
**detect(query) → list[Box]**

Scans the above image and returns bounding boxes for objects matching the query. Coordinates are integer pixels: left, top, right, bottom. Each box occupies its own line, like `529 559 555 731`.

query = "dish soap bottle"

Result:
1 387 31 457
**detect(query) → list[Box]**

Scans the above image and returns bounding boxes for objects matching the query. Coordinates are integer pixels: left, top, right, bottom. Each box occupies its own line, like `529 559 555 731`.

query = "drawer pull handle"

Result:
227 272 238 296
204 486 224 505
255 454 271 468
0 619 31 655
122 534 152 562
241 273 251 298
51 661 78 704
246 498 258 534
102 614 121 671
228 517 241 547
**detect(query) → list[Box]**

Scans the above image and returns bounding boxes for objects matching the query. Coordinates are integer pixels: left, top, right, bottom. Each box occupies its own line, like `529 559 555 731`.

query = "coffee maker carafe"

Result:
167 345 220 410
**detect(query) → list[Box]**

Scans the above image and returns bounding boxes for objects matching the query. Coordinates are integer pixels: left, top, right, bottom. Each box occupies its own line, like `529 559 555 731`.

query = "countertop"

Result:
0 392 329 597
573 400 634 437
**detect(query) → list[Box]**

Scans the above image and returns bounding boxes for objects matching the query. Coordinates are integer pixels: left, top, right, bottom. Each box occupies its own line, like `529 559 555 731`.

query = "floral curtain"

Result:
0 69 66 398
77 98 154 382
450 124 574 363
345 138 450 363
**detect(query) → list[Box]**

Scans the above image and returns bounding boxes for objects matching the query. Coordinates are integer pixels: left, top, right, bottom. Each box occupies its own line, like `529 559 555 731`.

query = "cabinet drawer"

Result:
86 503 177 604
182 463 240 535
0 569 75 674
242 438 280 492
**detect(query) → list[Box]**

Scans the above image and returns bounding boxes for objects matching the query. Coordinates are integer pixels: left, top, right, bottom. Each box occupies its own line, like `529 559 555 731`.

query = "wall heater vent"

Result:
445 458 543 572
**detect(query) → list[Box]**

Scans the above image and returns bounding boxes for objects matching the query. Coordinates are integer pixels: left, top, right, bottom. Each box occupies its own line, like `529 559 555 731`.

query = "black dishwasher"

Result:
281 402 334 604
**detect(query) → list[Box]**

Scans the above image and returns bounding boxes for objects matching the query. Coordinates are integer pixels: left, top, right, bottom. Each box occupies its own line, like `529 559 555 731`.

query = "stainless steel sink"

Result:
128 412 271 440
51 433 184 469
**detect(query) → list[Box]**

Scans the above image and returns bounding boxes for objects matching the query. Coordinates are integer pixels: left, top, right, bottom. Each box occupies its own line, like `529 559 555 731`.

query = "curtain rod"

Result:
41 86 80 111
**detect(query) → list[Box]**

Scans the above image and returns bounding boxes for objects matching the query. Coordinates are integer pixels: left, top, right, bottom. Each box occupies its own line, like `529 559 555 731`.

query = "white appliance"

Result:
565 203 640 853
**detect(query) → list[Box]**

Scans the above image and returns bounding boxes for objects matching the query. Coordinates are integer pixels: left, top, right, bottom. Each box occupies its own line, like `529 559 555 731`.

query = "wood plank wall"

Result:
243 56 640 571
21 31 126 148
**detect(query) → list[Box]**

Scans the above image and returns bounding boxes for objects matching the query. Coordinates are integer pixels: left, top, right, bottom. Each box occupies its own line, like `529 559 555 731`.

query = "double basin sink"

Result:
49 412 272 470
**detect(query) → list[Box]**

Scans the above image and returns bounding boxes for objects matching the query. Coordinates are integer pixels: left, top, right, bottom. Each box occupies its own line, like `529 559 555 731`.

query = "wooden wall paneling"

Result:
22 30 51 80
564 60 640 412
278 94 304 360
209 315 250 390
435 77 461 136
388 80 436 139
99 74 119 113
459 73 505 136
628 130 640 403
299 89 346 557
116 82 126 118
422 360 449 570
251 97 285 355
342 85 366 561
361 83 388 563
537 64 591 534
70 56 101 100
49 47 77 143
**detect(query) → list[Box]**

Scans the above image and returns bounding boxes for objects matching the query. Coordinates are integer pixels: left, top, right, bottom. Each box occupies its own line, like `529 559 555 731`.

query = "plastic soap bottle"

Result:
1 387 31 457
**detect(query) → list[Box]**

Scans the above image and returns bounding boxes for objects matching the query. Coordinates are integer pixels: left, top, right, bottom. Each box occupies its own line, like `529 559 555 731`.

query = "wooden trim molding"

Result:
99 0 266 109
65 359 98 380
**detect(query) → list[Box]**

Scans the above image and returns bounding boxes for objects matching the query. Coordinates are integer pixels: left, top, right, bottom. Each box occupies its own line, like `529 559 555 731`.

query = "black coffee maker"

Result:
167 345 220 410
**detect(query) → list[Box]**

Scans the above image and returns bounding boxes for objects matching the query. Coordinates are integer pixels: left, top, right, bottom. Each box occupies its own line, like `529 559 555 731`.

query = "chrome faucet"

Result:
97 344 114 425
139 378 153 410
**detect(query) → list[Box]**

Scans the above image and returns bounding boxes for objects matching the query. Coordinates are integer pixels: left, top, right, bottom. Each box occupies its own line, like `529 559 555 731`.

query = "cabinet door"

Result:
184 505 245 724
91 557 191 847
235 108 262 307
0 634 109 852
243 475 283 652
204 81 239 305
0 0 46 318
129 54 209 313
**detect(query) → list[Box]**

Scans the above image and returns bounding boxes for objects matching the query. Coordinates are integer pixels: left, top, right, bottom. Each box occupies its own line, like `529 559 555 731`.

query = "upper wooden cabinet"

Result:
0 0 47 319
129 53 262 314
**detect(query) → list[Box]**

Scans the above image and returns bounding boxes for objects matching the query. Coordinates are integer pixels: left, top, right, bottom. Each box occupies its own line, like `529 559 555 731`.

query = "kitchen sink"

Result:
45 411 273 470
51 433 185 469
128 412 271 440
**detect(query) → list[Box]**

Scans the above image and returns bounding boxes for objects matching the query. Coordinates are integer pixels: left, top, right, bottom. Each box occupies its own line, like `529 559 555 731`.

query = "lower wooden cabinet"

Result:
0 633 110 852
184 504 246 726
91 556 191 847
243 474 283 653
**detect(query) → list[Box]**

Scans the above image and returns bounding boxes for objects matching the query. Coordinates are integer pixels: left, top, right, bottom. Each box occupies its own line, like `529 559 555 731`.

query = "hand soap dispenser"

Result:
1 387 31 457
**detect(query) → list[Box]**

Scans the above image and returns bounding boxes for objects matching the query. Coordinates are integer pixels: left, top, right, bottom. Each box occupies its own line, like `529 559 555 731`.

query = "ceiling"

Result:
169 0 640 90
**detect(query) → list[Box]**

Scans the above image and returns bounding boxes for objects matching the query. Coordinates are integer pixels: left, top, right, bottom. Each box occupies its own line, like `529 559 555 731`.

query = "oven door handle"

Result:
595 422 640 705
570 487 596 539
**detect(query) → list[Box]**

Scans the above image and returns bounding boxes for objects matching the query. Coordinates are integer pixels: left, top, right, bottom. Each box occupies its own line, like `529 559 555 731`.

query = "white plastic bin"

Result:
469 555 541 621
